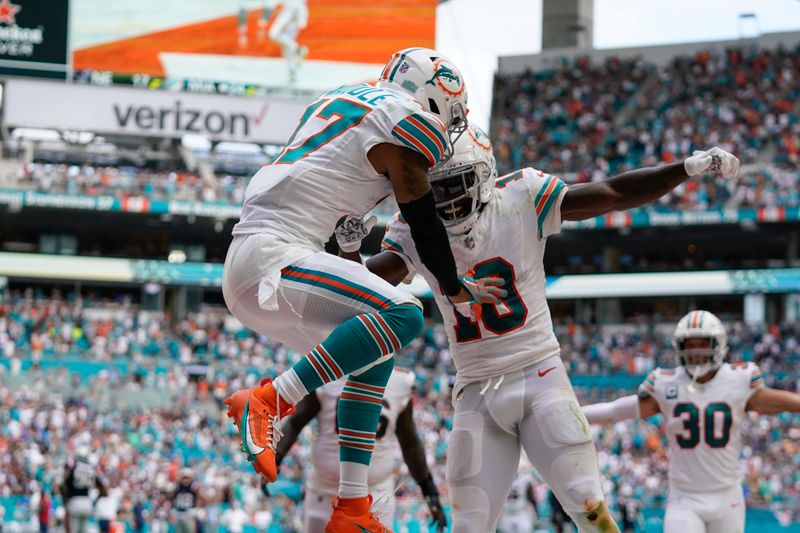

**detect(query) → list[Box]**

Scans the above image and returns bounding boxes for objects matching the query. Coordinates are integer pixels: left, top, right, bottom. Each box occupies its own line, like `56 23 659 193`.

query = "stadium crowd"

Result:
0 45 796 217
12 163 250 206
1 288 799 530
3 288 799 378
492 44 800 211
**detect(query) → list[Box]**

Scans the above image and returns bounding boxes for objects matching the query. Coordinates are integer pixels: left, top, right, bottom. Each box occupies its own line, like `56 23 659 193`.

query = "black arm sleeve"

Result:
397 191 461 296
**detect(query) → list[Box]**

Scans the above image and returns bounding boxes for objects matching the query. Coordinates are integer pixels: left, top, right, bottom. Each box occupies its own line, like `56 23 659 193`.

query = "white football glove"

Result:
684 147 740 179
335 214 377 253
448 274 507 321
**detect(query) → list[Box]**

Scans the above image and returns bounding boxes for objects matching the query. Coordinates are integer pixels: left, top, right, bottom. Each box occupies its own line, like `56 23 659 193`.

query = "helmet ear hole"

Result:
428 99 440 115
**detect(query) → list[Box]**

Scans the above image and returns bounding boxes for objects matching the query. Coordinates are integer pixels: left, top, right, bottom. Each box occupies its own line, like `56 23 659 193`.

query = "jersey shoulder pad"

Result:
389 103 449 167
381 213 411 253
381 213 417 283
388 368 416 408
395 367 417 392
638 369 660 396
730 361 765 389
495 167 568 240
638 367 678 396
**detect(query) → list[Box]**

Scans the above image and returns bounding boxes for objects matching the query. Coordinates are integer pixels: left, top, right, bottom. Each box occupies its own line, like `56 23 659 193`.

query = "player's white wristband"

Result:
582 394 640 425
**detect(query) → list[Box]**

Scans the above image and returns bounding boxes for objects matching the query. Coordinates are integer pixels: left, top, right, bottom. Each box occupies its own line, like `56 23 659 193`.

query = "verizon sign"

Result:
4 79 311 144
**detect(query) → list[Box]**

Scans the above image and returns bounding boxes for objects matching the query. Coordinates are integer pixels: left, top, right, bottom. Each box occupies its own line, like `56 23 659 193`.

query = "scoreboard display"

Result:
0 0 436 93
0 0 69 79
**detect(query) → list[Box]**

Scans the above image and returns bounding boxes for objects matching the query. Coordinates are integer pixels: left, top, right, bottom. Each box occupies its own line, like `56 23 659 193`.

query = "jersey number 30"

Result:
274 98 372 164
454 257 528 342
673 402 732 449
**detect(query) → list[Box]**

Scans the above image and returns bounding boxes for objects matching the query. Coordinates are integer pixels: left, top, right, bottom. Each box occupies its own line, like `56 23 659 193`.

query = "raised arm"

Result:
395 401 447 532
746 387 800 415
561 147 739 221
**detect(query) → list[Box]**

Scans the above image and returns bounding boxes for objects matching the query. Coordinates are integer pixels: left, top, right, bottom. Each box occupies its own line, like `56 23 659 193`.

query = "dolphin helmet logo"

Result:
425 59 464 96
426 65 460 86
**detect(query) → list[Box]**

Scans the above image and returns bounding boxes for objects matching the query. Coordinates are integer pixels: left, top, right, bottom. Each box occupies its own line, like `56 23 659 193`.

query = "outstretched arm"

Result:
395 402 447 532
561 147 739 221
746 387 800 414
582 394 660 425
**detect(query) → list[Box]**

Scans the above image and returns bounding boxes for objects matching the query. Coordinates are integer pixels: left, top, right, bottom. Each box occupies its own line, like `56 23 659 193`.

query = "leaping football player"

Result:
260 0 309 82
582 310 800 533
222 48 496 533
334 123 740 532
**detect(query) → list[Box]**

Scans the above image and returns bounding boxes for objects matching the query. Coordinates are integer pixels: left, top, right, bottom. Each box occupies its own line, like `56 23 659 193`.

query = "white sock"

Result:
272 369 308 406
339 462 369 499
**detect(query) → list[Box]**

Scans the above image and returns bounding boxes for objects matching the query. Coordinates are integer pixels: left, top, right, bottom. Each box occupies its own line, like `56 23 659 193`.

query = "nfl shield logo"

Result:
464 236 475 249
399 62 409 74
666 385 678 399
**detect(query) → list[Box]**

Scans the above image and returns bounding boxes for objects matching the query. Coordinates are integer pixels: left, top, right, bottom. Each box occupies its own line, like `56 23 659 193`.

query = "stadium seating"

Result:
1 291 799 530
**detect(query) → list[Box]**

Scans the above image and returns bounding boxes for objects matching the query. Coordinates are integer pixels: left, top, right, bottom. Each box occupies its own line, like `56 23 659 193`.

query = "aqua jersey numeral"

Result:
673 403 701 448
274 98 372 164
704 402 732 448
673 402 732 449
453 257 528 342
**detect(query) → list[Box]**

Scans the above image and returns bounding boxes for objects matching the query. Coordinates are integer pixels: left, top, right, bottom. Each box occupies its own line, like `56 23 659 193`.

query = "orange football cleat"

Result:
225 379 294 482
325 495 394 533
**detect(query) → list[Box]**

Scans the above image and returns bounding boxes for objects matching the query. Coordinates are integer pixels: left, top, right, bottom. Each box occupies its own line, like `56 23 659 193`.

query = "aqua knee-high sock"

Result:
337 357 395 498
274 304 422 405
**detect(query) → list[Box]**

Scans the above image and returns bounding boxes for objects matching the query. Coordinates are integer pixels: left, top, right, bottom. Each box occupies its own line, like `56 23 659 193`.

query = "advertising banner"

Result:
4 79 309 143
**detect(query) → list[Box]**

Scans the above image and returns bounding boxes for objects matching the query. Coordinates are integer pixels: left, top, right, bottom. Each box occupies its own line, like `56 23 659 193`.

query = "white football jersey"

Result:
308 368 416 495
383 168 567 385
232 83 449 256
638 362 765 492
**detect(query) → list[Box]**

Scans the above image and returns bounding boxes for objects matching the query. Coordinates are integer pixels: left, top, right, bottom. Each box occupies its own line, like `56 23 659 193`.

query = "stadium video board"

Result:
0 0 69 79
70 0 436 93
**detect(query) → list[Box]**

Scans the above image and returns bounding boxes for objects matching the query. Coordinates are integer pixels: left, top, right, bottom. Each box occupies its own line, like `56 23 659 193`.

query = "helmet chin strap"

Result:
685 364 715 394
687 370 700 394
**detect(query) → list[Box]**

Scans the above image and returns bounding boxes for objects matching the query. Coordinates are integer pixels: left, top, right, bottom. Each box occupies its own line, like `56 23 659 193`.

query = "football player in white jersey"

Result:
498 467 538 533
222 49 498 533
260 0 309 82
582 310 800 533
274 367 447 532
334 124 740 532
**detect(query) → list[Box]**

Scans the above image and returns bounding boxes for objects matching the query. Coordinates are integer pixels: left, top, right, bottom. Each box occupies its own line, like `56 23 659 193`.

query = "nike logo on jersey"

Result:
538 367 557 377
241 402 265 457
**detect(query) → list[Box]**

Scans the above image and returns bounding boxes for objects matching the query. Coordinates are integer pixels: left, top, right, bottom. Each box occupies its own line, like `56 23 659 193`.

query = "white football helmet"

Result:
429 124 497 234
672 310 728 378
378 47 468 152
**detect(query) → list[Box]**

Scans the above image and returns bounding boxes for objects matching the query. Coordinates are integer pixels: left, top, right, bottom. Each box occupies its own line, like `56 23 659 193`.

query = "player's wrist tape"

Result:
397 191 461 296
420 473 438 498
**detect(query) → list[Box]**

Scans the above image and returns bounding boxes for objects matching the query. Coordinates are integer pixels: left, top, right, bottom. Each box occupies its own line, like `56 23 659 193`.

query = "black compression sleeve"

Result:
420 473 439 498
397 191 461 296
